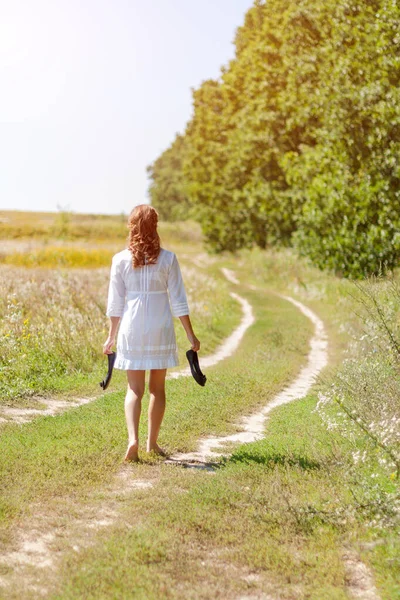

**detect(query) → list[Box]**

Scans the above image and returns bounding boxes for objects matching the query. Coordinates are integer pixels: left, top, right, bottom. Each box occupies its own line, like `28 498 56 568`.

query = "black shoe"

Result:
99 351 116 390
186 349 207 387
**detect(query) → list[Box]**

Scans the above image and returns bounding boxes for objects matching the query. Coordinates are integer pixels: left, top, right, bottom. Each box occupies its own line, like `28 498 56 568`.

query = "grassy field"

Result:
0 210 398 599
0 209 201 249
0 209 128 241
48 399 399 600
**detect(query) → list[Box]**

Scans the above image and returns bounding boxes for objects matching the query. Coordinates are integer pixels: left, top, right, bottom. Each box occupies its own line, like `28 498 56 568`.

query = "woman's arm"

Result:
167 254 200 352
179 315 200 352
103 316 120 354
104 256 125 354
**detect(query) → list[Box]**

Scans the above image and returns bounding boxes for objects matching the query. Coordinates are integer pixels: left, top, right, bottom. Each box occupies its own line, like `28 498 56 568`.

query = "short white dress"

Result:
106 247 190 370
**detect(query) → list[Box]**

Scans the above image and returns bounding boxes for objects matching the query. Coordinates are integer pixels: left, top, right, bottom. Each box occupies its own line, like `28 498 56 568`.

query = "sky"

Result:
0 0 253 215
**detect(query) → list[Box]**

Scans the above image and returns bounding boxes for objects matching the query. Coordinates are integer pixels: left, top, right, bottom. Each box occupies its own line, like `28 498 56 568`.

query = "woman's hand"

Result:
187 332 200 352
178 315 200 352
104 317 120 354
103 336 115 355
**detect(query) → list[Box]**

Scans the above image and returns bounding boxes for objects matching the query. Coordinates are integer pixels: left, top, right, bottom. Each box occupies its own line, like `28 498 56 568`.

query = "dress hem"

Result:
114 354 179 371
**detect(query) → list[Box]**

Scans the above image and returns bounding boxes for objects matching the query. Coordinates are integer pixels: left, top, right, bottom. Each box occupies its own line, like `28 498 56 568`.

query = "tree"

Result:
147 0 400 277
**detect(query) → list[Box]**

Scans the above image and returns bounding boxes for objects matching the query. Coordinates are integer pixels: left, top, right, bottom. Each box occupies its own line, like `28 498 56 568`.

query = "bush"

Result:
314 272 400 527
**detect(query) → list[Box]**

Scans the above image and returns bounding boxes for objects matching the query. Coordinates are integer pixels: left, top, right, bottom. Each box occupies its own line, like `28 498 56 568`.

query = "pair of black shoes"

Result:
99 350 206 391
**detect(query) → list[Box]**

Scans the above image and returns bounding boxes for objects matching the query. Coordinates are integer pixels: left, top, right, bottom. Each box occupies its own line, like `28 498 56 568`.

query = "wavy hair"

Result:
127 204 160 268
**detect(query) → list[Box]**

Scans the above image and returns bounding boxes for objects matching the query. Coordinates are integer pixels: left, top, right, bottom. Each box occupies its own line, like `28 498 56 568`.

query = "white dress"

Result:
106 247 190 370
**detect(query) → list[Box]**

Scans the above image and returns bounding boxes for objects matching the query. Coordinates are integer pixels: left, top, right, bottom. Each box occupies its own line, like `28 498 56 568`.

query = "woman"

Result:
103 204 200 462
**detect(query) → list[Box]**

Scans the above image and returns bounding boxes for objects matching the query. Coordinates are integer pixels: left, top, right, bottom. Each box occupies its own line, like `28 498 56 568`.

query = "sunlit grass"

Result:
0 209 202 247
1 246 115 268
0 210 202 268
0 209 127 240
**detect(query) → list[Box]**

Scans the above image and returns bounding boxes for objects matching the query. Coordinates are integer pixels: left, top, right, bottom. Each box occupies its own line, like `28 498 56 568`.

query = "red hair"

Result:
127 204 160 268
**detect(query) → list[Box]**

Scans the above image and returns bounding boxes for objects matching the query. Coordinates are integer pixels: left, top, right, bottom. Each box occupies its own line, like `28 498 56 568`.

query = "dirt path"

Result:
0 271 381 600
169 283 328 464
0 397 94 425
342 546 381 600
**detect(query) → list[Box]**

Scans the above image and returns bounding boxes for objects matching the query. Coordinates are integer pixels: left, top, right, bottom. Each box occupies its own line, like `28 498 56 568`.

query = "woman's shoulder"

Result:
159 247 176 263
112 248 131 264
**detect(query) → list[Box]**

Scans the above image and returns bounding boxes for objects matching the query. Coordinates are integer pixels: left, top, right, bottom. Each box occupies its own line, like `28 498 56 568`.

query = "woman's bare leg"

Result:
124 370 145 461
147 369 167 454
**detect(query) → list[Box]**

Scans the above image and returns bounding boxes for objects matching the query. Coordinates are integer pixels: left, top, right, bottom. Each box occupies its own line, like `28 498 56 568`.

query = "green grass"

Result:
41 396 398 600
23 396 394 600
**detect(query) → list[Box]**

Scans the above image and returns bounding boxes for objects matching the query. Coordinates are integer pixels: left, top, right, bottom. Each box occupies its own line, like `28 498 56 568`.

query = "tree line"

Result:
147 0 400 278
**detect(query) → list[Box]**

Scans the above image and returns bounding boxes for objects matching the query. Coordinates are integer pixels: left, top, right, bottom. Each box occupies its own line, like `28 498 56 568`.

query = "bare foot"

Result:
124 441 139 462
146 442 167 457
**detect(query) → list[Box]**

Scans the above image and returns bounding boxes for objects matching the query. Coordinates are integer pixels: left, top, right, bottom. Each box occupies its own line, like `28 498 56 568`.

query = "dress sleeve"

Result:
106 256 126 317
167 254 189 317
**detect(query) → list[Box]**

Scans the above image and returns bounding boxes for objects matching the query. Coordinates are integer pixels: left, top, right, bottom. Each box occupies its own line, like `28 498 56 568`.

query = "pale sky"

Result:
0 0 253 215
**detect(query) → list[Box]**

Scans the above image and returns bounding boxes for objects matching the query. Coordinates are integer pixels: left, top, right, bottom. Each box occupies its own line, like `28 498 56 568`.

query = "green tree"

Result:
148 0 400 277
146 134 190 221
